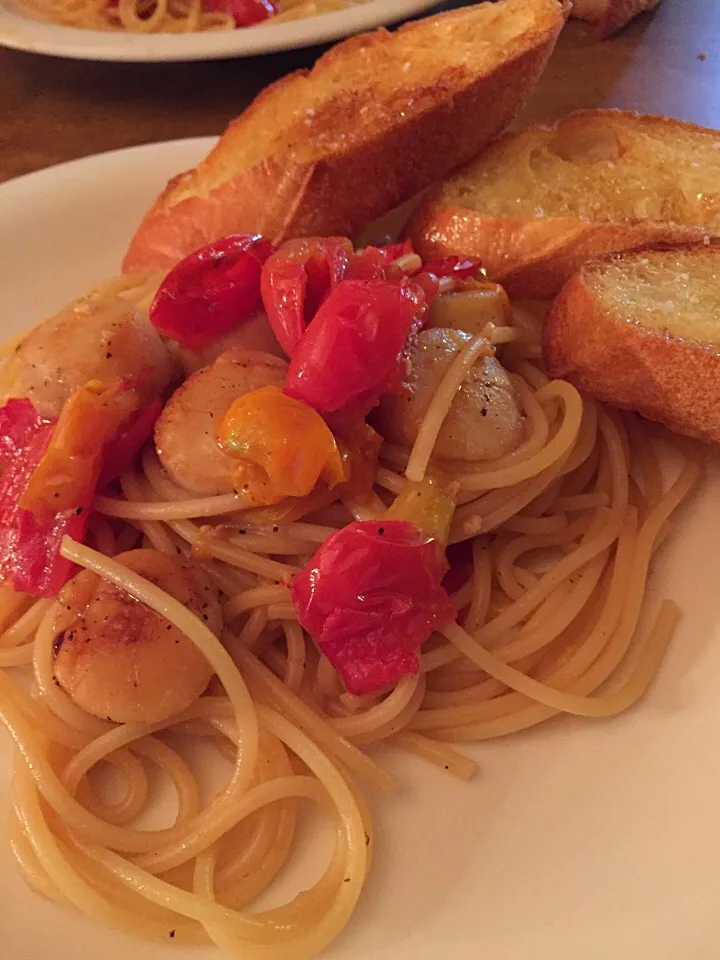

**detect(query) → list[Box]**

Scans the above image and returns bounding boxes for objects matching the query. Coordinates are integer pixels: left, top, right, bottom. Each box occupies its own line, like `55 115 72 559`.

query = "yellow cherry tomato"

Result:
385 475 456 545
217 386 346 508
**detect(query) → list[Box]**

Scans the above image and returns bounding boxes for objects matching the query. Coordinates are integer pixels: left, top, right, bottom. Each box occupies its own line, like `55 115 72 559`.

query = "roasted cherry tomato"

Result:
20 380 141 519
412 256 485 301
0 381 154 596
344 239 415 282
283 278 426 415
0 399 85 596
260 237 353 356
217 386 345 507
99 398 162 490
385 475 456 545
204 0 277 26
149 234 274 350
291 520 454 695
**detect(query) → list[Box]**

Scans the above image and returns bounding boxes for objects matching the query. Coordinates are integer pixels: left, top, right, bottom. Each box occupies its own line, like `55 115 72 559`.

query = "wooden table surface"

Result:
0 0 718 186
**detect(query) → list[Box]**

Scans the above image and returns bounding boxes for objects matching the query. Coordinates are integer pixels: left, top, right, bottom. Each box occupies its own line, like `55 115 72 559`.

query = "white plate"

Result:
2 140 720 960
0 0 441 61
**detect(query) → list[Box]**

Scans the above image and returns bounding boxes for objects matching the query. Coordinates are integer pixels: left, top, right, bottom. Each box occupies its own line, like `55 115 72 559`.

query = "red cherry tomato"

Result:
260 237 353 357
408 256 484 302
283 278 426 415
291 520 454 695
344 239 415 282
149 234 274 350
204 0 277 26
0 399 89 596
99 398 162 490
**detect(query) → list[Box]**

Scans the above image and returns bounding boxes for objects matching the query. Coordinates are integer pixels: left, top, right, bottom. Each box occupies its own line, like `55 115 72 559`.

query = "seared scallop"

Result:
374 329 525 462
155 348 287 495
0 295 175 418
53 549 222 724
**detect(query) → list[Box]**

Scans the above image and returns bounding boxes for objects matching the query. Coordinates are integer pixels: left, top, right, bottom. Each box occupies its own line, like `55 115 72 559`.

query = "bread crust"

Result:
407 109 720 299
542 245 720 445
570 0 662 37
122 0 568 274
409 202 708 299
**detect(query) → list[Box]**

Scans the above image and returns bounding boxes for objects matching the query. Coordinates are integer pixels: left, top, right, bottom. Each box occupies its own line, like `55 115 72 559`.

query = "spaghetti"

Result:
0 271 703 958
17 0 371 34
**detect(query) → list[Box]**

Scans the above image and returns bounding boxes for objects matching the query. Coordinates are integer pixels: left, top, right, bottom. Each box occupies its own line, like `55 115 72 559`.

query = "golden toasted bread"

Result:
123 0 569 273
570 0 661 37
543 242 720 444
408 111 720 299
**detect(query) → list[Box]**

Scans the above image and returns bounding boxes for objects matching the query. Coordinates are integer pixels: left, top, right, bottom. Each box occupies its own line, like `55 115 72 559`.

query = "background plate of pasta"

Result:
3 131 720 960
0 0 440 60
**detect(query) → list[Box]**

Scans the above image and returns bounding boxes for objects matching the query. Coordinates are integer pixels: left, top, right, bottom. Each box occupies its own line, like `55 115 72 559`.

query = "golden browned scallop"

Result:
427 285 512 335
155 348 287 495
0 295 176 418
373 328 525 462
53 549 222 724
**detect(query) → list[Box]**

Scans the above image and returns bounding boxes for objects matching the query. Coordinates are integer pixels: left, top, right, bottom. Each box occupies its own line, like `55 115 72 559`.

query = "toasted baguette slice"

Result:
570 0 661 36
408 111 720 299
543 242 720 444
122 0 568 273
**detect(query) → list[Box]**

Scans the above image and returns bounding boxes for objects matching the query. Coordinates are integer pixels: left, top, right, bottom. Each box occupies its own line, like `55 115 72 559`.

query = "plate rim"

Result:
0 0 442 62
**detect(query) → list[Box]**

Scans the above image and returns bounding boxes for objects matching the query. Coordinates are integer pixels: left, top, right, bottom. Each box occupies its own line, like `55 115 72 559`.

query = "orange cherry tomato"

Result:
217 386 346 507
20 379 140 519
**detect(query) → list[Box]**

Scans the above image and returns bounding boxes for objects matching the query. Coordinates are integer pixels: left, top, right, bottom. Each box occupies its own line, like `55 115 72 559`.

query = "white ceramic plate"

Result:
2 140 720 960
0 0 441 61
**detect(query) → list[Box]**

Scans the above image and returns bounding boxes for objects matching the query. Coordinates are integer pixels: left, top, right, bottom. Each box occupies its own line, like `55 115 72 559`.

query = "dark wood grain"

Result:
0 0 718 185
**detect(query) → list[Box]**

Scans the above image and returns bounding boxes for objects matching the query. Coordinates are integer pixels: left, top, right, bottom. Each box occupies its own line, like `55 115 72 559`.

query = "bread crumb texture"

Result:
439 112 720 228
592 248 720 347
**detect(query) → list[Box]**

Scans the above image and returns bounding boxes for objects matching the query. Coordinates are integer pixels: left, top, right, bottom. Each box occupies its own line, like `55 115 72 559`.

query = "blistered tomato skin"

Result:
344 240 415 282
149 234 275 350
283 278 426 416
260 237 353 356
291 520 455 695
217 385 345 507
